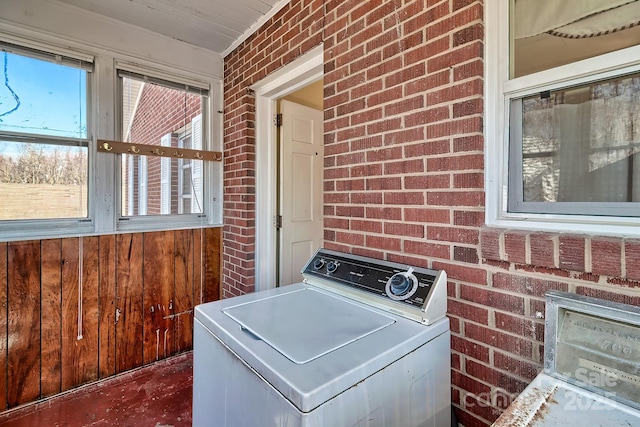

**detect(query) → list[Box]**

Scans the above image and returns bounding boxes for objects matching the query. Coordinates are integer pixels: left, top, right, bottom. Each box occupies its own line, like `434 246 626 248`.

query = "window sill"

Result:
116 215 215 233
0 218 221 243
487 213 640 239
0 219 95 243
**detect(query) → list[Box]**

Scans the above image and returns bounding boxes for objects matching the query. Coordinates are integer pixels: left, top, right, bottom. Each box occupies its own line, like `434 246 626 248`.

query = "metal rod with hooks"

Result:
97 139 222 161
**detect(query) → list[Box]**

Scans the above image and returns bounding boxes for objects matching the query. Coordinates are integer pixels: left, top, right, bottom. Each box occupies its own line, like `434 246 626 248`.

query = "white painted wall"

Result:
0 0 223 79
282 80 324 111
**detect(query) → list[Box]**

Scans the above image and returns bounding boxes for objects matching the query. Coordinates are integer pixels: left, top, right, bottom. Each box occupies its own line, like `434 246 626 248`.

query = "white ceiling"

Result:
53 0 287 55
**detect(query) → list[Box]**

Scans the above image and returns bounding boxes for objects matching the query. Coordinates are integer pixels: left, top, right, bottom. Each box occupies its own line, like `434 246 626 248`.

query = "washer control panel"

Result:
302 249 441 310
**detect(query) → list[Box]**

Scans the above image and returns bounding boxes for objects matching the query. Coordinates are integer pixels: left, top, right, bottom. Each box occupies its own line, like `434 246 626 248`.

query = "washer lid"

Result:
223 288 395 364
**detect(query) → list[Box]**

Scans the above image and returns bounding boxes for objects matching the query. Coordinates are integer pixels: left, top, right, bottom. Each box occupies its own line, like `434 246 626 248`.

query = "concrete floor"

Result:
0 352 193 427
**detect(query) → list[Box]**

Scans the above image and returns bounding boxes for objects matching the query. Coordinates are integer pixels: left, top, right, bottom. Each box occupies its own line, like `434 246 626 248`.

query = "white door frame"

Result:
251 44 323 292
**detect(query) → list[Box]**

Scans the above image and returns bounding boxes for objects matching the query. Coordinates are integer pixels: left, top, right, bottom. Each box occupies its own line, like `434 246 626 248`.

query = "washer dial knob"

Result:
385 268 418 300
312 258 326 270
326 260 340 274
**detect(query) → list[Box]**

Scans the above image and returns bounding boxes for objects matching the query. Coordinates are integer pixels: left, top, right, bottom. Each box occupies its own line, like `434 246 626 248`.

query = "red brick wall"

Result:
223 0 324 296
128 83 201 215
223 1 640 426
476 231 640 421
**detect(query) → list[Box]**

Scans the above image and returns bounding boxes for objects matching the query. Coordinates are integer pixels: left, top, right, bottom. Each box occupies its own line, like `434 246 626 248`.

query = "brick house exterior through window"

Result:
120 73 205 217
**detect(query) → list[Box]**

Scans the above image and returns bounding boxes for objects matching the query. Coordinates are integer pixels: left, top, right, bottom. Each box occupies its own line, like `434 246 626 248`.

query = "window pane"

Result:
0 51 87 138
518 73 640 206
120 76 204 217
121 154 204 216
512 1 640 77
0 141 88 219
182 198 191 214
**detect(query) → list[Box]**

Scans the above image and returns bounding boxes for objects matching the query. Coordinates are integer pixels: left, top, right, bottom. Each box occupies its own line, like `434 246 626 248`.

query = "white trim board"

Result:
250 45 323 291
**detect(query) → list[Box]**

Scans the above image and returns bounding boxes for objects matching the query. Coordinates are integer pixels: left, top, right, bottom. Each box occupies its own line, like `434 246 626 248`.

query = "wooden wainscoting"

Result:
0 227 221 411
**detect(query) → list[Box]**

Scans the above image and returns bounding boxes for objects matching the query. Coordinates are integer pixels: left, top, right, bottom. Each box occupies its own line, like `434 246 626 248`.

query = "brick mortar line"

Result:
326 167 484 173
450 344 541 384
481 258 639 292
454 287 549 313
325 153 485 161
621 240 626 278
450 355 537 395
552 235 560 269
328 84 484 103
581 237 592 273
449 320 540 354
326 105 483 124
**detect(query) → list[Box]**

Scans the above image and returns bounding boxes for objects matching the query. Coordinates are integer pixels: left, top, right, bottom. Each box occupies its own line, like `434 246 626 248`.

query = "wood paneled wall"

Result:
0 227 221 411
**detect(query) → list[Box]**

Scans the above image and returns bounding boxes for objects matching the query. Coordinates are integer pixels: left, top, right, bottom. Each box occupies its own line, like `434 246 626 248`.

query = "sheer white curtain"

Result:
515 0 640 39
522 78 640 202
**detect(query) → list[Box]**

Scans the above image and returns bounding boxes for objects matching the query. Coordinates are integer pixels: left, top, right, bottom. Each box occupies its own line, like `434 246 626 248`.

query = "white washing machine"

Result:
493 291 640 426
193 248 451 427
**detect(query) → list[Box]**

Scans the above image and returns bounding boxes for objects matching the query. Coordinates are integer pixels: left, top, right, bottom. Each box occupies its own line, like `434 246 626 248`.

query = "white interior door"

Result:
279 99 323 286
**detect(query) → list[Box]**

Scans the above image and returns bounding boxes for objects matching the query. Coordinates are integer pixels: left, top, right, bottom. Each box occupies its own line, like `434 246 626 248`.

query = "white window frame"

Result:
175 114 204 215
177 131 192 214
485 0 640 237
190 114 203 214
115 66 213 232
160 133 171 215
0 40 95 240
127 156 135 216
137 155 147 215
0 28 223 242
